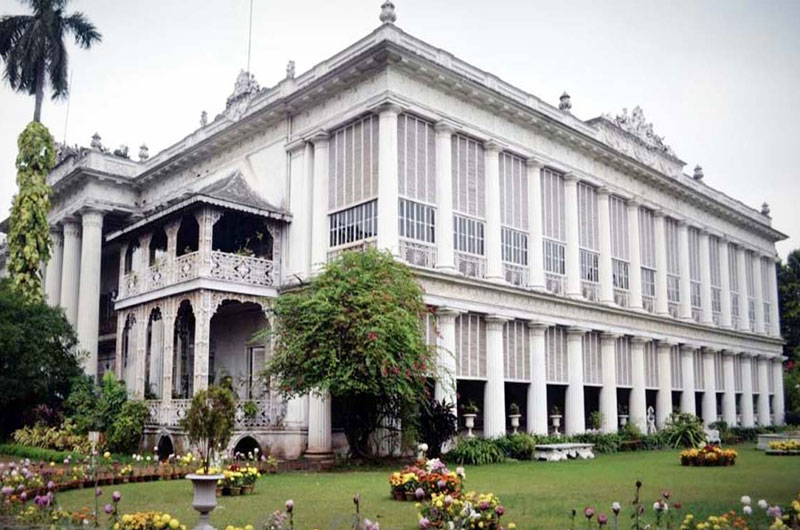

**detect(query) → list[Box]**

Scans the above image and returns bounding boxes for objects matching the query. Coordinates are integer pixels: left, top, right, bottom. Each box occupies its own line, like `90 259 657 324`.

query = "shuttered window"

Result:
639 207 656 312
729 243 740 328
745 251 756 331
610 196 630 302
688 227 702 321
644 341 659 389
542 168 566 293
714 352 724 391
500 152 529 268
503 320 530 382
452 135 486 278
761 257 772 329
615 336 632 387
582 331 602 386
710 236 722 324
694 351 705 391
665 218 681 316
578 183 599 300
398 114 435 204
455 313 487 379
328 115 378 211
752 358 759 393
734 355 743 392
671 346 683 390
545 326 568 384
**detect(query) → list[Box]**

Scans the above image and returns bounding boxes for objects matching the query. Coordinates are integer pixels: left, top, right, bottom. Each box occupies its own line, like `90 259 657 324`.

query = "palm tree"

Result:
0 0 101 123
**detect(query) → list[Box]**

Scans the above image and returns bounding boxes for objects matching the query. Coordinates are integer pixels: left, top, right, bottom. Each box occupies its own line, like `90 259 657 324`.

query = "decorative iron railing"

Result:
147 398 286 429
399 239 437 269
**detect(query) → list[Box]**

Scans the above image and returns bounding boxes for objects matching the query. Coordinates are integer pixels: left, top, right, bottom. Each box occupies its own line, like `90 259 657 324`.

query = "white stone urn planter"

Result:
550 414 562 436
619 414 629 427
463 413 477 437
509 414 521 434
187 473 224 530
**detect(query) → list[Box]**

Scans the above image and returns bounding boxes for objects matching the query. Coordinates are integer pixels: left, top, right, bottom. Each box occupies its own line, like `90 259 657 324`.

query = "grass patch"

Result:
55 445 800 529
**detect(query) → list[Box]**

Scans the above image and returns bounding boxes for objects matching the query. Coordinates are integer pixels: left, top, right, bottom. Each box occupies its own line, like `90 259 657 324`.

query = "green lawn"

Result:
56 446 800 529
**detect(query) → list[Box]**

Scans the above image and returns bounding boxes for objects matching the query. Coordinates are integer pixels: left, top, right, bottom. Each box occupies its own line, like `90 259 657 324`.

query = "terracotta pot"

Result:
405 491 415 501
242 485 254 495
393 490 405 501
229 486 242 496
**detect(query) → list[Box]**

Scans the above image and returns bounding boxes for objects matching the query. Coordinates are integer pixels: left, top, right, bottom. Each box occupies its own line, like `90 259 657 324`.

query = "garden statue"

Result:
646 406 656 434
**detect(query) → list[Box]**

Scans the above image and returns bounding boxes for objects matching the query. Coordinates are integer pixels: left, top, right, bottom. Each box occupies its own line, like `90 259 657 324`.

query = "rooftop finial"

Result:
286 60 296 79
761 202 770 216
200 110 208 127
693 164 704 180
90 132 102 150
138 144 149 161
380 0 396 24
559 92 572 112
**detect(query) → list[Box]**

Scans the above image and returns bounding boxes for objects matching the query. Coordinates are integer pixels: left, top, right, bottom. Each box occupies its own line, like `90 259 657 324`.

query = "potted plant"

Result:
550 406 562 435
242 400 258 421
508 403 522 434
180 385 236 528
618 405 629 427
462 401 479 438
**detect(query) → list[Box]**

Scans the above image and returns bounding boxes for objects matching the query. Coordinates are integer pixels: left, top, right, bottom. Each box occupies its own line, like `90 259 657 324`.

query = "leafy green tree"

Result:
6 122 55 302
779 249 800 362
108 400 150 454
0 0 101 122
181 386 236 473
264 248 435 458
0 278 82 437
65 371 128 435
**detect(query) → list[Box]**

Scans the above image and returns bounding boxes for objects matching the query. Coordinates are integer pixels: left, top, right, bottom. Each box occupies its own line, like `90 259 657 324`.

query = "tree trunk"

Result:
33 61 45 123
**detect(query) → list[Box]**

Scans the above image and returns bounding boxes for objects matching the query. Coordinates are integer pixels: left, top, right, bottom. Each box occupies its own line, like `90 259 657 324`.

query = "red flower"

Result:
368 332 378 341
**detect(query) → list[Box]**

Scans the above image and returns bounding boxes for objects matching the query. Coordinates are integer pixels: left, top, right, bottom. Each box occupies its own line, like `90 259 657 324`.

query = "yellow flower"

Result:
245 526 254 530
508 524 516 530
169 520 180 530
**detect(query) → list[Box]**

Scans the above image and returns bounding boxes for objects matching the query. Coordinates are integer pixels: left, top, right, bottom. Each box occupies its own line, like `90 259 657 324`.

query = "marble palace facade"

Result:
3 2 787 458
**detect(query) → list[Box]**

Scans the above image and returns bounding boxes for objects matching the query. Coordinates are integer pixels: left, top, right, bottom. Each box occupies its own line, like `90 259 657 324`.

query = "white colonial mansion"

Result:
1 2 787 458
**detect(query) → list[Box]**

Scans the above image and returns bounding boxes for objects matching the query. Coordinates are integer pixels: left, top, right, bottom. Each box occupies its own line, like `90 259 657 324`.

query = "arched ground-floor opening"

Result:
233 435 262 459
156 433 174 461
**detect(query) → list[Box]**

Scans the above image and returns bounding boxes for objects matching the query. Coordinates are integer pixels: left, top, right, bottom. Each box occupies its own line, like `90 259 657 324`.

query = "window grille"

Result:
665 218 681 317
503 320 531 381
610 196 630 305
454 214 486 278
500 152 529 285
399 199 437 268
502 228 528 286
397 114 435 204
455 313 487 379
639 207 656 312
582 331 602 385
714 352 724 391
734 355 743 392
693 350 705 390
710 236 722 324
329 116 378 211
688 227 702 322
545 326 568 384
542 168 566 293
729 243 740 328
329 200 377 249
670 346 683 389
578 183 599 301
615 336 632 387
644 341 658 389
745 252 756 331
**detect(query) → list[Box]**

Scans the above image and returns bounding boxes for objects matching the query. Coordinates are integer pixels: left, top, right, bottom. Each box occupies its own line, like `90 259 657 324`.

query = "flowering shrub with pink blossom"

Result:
389 458 463 500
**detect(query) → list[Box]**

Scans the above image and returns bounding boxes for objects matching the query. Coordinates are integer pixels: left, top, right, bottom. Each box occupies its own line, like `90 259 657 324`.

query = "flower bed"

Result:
417 491 513 530
679 445 738 466
767 441 800 455
218 463 260 496
389 458 463 501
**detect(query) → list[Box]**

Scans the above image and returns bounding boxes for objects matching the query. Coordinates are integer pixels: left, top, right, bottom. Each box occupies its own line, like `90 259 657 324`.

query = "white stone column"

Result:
149 315 164 398
192 291 212 395
737 247 751 332
564 174 581 298
627 199 643 310
701 349 717 427
60 218 82 327
599 332 618 433
677 221 693 320
484 142 503 282
656 341 673 429
719 238 732 328
768 258 781 337
484 315 508 437
434 308 460 408
286 141 312 279
527 322 548 435
309 132 330 272
757 356 771 426
654 211 669 315
306 390 332 456
44 226 63 306
699 230 714 325
526 159 545 290
134 306 148 398
752 253 765 334
722 351 736 425
565 327 586 435
435 122 456 272
598 188 614 305
629 337 648 433
377 104 401 256
76 210 104 379
773 358 785 426
680 345 696 415
740 353 755 427
161 300 177 410
117 242 128 296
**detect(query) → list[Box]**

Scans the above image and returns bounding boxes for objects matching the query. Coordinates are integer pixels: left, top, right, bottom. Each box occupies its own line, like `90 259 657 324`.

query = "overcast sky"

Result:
1 0 798 256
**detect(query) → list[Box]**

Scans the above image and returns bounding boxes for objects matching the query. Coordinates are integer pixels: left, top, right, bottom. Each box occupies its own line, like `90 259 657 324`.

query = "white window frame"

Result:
328 199 378 250
688 227 702 322
541 168 566 294
729 243 740 328
709 236 722 324
665 217 681 317
639 207 657 312
578 182 600 301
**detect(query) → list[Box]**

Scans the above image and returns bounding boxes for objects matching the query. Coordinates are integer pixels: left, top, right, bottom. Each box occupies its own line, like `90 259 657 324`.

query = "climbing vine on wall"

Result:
7 122 56 303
